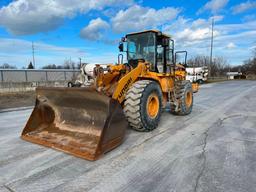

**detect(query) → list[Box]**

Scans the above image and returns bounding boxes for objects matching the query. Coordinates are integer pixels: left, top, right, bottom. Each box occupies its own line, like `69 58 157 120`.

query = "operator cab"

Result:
119 30 175 73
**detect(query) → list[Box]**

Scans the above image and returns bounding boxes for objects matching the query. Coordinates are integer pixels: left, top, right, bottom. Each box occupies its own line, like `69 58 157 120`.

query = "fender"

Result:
112 63 143 103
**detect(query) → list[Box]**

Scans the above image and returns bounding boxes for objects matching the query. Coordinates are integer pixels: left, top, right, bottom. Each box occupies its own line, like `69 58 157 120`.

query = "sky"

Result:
0 0 255 68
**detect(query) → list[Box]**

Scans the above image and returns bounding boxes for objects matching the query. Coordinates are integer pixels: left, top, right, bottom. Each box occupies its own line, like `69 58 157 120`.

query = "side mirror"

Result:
119 37 126 52
121 37 126 42
119 42 124 52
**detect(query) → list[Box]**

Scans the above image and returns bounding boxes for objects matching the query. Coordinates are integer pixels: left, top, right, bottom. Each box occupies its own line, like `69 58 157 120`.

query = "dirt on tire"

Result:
124 80 162 132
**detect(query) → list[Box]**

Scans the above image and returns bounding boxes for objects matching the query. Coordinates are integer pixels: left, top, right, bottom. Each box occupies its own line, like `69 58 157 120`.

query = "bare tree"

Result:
0 63 17 69
63 59 76 69
188 48 256 77
253 47 256 58
187 56 209 67
187 55 229 76
238 48 256 74
42 59 78 70
42 64 57 69
211 56 229 76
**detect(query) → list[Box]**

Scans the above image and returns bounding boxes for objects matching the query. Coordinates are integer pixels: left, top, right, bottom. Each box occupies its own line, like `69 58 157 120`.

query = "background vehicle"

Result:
67 63 108 87
186 66 208 84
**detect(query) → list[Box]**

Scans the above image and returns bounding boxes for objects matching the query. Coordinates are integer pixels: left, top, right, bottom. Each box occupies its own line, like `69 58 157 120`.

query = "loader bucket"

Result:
21 87 127 161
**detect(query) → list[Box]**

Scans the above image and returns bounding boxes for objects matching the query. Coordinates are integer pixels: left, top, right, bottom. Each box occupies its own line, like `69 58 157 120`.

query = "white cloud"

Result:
210 15 224 22
226 42 236 49
80 18 110 41
0 37 120 68
214 20 256 34
0 38 86 55
198 0 229 14
165 16 256 47
250 45 256 49
232 1 256 14
0 0 133 35
175 28 220 43
163 16 223 45
111 5 180 33
243 14 256 21
0 38 88 67
215 30 256 43
162 15 256 65
162 16 190 32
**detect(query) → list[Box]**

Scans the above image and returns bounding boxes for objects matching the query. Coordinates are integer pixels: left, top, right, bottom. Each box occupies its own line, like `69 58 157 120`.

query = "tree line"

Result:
1 48 256 77
0 60 81 70
41 60 80 69
187 48 256 77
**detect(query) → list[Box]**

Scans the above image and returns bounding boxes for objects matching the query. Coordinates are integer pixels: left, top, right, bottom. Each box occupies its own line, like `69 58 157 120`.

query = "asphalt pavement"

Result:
0 80 256 192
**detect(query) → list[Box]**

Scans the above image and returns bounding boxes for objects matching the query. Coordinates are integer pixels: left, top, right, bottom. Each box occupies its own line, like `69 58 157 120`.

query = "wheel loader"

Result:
21 30 196 160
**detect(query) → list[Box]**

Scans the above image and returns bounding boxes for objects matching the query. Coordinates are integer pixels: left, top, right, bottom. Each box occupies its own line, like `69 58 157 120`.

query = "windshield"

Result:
126 32 156 65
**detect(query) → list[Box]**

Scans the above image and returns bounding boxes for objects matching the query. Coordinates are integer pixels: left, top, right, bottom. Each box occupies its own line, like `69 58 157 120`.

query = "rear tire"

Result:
68 82 74 87
68 81 81 87
170 80 193 115
124 80 162 132
197 79 204 84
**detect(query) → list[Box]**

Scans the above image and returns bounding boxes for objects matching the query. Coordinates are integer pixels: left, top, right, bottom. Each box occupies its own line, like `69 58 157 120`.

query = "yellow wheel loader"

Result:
21 30 195 160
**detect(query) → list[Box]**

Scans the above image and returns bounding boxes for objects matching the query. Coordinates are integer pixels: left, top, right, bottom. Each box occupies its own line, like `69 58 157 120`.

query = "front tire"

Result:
124 80 162 132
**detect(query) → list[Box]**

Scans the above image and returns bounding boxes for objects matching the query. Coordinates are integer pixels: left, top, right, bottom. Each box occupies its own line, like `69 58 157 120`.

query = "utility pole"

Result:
78 57 82 69
32 41 35 69
69 57 73 69
209 17 214 77
79 57 82 66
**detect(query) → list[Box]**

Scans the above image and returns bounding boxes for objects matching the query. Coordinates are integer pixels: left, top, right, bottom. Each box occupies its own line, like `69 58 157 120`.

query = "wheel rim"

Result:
146 93 159 119
185 91 192 107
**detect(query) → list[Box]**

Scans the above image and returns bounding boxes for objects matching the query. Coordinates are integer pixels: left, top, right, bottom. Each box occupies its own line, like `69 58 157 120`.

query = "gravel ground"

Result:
0 80 256 192
0 91 35 110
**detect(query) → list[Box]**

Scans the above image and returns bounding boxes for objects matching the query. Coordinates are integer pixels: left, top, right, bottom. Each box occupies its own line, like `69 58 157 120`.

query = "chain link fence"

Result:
0 69 80 92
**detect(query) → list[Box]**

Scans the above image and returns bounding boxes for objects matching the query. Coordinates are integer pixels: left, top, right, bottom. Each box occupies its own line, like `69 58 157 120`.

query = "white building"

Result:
226 72 242 80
